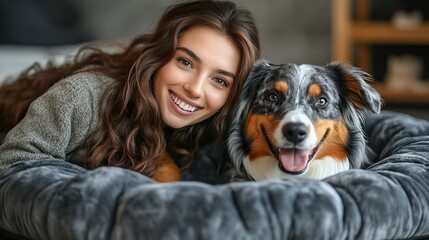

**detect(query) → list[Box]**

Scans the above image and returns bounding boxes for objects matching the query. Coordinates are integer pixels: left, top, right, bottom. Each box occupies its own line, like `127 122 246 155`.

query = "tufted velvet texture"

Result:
0 111 429 240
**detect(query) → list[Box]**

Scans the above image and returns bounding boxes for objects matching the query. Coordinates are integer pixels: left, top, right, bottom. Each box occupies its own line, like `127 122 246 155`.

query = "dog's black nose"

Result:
283 123 308 143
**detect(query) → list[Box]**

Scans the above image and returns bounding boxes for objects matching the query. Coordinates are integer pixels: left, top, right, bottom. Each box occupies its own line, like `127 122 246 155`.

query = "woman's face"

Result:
154 26 240 129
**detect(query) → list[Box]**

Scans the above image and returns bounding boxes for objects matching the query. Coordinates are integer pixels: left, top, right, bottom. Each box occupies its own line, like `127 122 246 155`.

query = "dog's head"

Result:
227 60 382 181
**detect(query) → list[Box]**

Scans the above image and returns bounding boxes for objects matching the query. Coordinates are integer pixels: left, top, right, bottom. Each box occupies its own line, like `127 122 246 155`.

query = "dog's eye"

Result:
268 93 278 102
315 97 328 107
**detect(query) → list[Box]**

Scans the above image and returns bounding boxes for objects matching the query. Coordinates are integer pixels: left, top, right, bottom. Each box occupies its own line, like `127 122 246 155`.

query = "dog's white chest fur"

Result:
243 155 350 181
304 156 349 179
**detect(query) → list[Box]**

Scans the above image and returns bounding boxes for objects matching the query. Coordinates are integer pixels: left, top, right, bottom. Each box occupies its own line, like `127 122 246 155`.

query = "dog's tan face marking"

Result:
245 112 279 160
274 81 288 94
313 119 348 161
308 84 322 97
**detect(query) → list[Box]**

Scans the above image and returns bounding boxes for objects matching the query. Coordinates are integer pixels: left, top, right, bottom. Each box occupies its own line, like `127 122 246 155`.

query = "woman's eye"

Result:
214 78 229 87
179 58 192 68
268 93 278 102
315 97 328 107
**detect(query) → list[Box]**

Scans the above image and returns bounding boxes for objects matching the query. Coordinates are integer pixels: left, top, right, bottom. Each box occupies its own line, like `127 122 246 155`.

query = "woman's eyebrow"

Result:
177 47 236 79
177 47 201 63
216 69 236 79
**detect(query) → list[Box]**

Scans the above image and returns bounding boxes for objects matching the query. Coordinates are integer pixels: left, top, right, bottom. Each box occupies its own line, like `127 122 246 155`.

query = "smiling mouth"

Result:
169 91 199 112
261 126 330 175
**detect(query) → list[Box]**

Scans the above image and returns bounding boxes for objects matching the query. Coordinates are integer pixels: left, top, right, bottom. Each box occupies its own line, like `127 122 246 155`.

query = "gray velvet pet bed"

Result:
0 111 429 240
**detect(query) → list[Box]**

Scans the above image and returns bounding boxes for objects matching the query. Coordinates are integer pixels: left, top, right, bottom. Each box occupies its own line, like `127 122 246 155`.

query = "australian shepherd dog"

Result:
227 60 382 181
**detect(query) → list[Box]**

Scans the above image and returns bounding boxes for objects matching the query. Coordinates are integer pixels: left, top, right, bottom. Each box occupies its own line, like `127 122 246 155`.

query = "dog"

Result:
227 60 382 181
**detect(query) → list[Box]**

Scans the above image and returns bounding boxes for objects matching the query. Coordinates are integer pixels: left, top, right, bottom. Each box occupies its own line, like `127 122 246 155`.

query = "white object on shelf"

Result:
391 10 423 28
385 54 428 93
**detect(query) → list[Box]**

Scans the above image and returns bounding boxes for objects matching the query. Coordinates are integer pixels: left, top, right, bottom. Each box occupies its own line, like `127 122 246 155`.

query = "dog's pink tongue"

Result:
279 148 311 173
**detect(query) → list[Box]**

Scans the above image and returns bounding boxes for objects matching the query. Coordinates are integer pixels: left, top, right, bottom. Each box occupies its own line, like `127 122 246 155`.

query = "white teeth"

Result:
170 93 198 112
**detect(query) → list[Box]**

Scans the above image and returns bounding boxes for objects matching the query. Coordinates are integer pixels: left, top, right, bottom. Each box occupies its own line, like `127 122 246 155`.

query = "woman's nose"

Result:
184 76 204 98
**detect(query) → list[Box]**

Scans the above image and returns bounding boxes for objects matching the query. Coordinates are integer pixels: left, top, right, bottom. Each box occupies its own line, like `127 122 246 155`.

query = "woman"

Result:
0 0 261 182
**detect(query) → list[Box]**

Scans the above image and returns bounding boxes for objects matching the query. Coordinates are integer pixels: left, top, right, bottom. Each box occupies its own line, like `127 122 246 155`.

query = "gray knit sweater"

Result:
0 72 114 172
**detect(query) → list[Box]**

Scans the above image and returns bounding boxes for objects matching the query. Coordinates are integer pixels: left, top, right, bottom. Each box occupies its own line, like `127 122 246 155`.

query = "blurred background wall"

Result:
1 0 428 119
0 0 332 64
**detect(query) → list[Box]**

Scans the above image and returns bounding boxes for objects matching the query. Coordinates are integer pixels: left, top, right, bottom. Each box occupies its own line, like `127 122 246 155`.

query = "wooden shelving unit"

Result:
332 0 429 105
351 22 429 44
372 83 429 104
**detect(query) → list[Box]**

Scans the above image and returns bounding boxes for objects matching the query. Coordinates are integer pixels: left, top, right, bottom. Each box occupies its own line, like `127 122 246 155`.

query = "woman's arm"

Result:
0 72 111 172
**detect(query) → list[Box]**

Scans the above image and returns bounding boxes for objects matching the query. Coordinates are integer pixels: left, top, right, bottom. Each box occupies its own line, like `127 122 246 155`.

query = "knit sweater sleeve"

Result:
0 72 111 172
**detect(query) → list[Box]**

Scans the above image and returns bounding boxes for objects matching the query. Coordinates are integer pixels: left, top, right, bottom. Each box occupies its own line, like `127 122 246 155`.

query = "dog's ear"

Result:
227 59 273 177
230 59 273 125
325 62 382 118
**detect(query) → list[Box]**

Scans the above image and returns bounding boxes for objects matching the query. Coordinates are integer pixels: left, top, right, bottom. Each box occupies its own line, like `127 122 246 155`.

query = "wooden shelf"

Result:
351 22 429 44
372 82 429 105
332 0 429 105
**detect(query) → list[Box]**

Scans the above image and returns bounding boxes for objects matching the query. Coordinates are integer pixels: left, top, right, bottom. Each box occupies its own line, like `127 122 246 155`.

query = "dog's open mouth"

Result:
262 126 329 175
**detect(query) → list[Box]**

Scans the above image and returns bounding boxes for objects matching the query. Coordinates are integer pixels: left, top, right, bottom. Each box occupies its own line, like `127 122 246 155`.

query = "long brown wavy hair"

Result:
0 0 260 176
